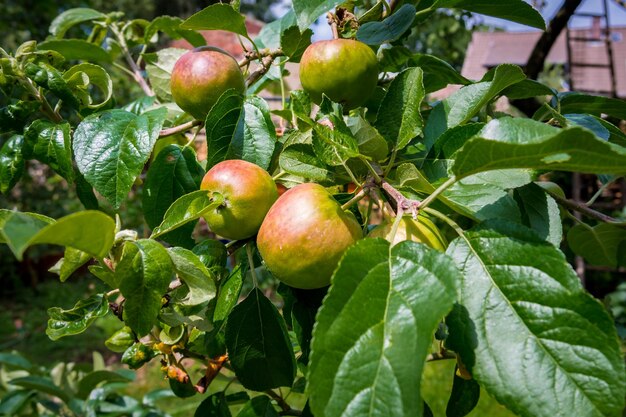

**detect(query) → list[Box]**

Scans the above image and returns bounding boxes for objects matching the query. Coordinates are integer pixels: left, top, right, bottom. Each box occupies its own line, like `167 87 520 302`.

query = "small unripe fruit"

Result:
170 47 245 120
200 160 278 240
368 215 447 251
257 183 362 289
299 39 378 110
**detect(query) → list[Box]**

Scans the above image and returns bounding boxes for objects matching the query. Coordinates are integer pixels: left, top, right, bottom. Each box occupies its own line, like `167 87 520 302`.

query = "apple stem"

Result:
159 120 203 138
327 12 340 39
388 206 404 243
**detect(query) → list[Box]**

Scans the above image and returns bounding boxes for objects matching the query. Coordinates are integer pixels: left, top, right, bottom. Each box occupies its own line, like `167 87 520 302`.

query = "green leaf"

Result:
308 239 460 417
46 294 108 340
193 239 228 269
293 0 343 31
0 390 36 415
75 171 99 210
410 54 472 94
63 63 113 109
0 353 32 370
0 135 25 194
424 64 526 148
452 118 626 179
121 342 157 369
438 0 545 29
24 63 79 109
105 326 135 353
151 190 223 238
513 182 562 246
501 79 556 100
375 67 425 150
49 8 106 37
117 239 173 336
228 96 277 170
9 376 70 403
445 371 480 417
213 266 244 324
23 120 73 181
559 93 626 120
143 144 204 247
181 4 248 37
357 4 416 45
567 223 626 268
312 122 360 166
37 39 111 62
445 220 626 417
205 89 245 169
279 143 334 184
73 107 168 208
280 26 312 62
225 288 296 391
77 370 132 399
346 115 389 162
144 48 187 102
236 396 279 417
195 392 232 417
168 247 217 307
89 265 118 289
0 210 114 261
145 16 206 47
255 10 297 49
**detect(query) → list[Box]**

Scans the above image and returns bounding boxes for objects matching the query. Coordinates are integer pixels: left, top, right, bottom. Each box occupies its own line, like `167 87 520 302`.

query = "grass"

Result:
1 277 514 416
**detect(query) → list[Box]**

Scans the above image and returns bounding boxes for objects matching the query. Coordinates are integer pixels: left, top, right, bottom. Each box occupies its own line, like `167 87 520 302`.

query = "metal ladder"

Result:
565 0 618 97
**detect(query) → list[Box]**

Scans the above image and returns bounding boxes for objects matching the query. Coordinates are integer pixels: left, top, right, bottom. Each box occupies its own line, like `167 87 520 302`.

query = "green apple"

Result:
368 215 447 251
200 160 278 240
257 183 362 289
299 39 378 110
170 46 245 120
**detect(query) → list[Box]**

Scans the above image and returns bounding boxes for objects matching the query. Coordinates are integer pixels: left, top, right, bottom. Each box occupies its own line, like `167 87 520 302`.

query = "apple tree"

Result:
1 1 626 416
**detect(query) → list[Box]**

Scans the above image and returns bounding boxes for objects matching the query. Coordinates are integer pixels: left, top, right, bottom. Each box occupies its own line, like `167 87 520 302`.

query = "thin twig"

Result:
380 180 420 217
266 390 301 415
245 49 285 87
341 188 368 211
545 189 621 224
159 120 203 138
419 176 457 210
427 350 456 362
110 24 154 97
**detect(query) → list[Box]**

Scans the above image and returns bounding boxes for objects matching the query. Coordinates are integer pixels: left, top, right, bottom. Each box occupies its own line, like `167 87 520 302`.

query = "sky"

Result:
284 0 626 40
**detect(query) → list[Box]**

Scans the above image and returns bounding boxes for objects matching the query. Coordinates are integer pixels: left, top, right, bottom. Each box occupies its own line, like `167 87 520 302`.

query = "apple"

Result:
257 183 362 289
200 160 278 240
368 215 447 251
299 39 378 110
170 46 246 120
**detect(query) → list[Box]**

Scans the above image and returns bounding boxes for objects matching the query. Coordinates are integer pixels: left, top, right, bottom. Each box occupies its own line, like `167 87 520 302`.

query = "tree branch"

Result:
159 120 203 137
244 49 285 87
545 189 621 224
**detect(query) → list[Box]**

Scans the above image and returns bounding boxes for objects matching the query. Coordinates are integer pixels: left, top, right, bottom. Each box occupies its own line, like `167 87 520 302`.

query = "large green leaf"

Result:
438 0 545 29
292 0 344 31
144 16 206 47
37 39 111 62
76 370 132 399
73 107 167 208
452 118 626 178
410 54 472 93
168 247 217 307
46 294 109 341
0 210 114 261
181 4 248 37
49 8 106 37
24 63 79 109
424 64 526 148
236 396 279 417
357 4 416 45
445 371 480 417
143 144 204 247
280 26 312 62
346 115 389 162
375 67 424 150
446 220 626 417
205 89 245 169
117 239 173 336
63 63 113 110
225 288 296 391
9 376 70 403
23 120 73 181
312 122 360 166
228 96 277 170
0 135 25 194
513 182 562 246
213 266 244 324
150 190 223 238
308 239 460 417
144 48 187 102
279 143 334 184
559 93 626 121
567 223 626 268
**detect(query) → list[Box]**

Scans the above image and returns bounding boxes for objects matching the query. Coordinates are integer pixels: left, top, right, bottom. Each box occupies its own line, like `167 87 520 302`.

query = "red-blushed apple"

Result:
201 160 278 240
257 183 362 289
171 46 245 120
299 39 378 110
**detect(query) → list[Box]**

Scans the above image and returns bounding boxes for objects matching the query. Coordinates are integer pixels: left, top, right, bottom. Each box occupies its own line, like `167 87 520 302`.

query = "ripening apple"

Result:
200 160 278 240
257 183 362 289
170 46 245 120
299 39 378 110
